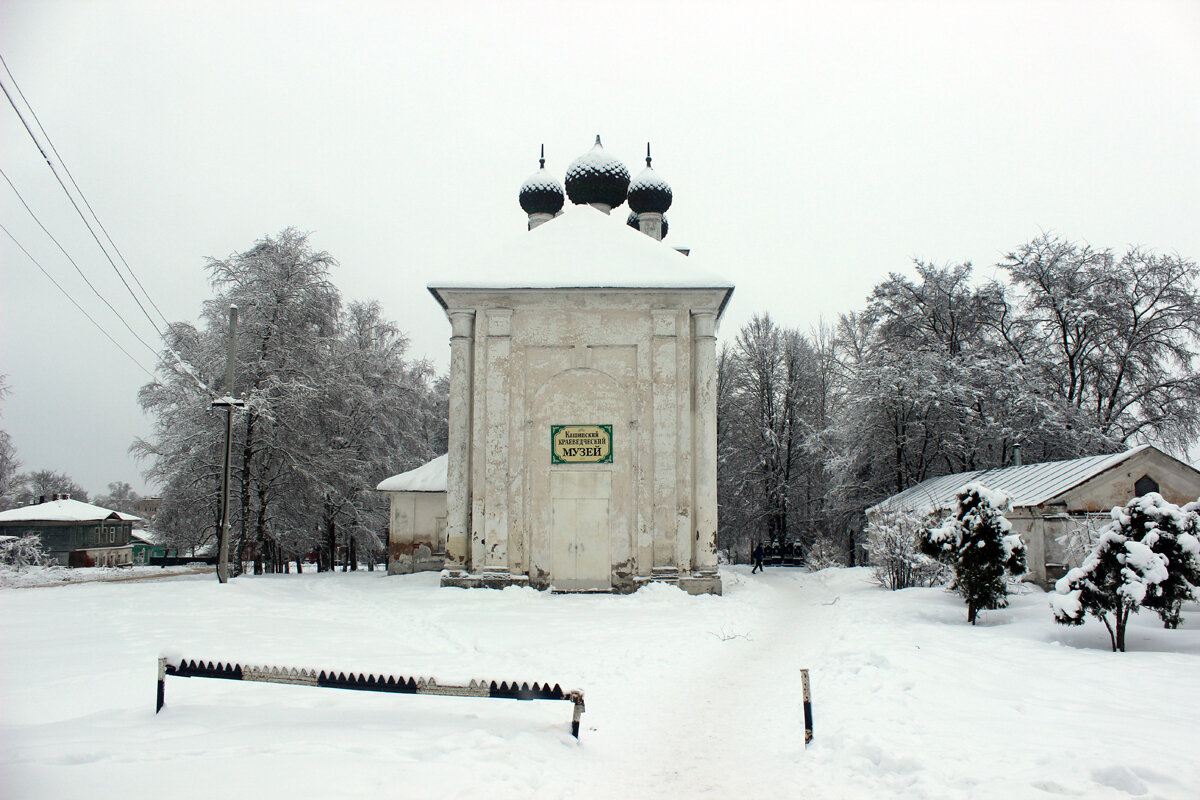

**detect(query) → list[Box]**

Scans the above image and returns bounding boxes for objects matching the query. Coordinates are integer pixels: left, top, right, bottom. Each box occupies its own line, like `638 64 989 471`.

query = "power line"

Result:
0 54 213 396
0 164 162 360
0 74 170 341
0 50 173 331
1 221 156 380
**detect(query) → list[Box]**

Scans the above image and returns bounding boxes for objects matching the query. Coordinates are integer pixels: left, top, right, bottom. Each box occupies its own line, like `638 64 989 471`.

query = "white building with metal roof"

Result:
866 445 1200 586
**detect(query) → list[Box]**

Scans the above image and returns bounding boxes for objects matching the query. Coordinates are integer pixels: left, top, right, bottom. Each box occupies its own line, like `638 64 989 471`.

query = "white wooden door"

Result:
550 471 612 590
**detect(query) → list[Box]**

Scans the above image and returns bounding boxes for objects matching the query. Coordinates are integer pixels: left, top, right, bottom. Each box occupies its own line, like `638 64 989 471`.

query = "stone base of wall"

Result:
440 569 722 595
388 554 446 575
440 570 532 590
634 570 723 596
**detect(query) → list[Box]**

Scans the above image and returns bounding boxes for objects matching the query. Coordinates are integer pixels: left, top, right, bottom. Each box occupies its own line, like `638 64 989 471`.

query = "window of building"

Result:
1134 475 1159 496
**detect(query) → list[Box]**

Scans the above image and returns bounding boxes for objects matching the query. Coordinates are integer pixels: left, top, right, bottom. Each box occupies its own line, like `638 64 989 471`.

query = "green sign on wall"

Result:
551 424 613 464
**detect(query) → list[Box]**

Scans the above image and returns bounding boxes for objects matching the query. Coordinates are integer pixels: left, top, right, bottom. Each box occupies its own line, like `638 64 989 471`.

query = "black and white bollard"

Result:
801 668 813 745
156 656 166 713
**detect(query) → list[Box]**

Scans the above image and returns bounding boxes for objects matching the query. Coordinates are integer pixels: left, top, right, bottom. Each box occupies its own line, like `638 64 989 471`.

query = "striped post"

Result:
801 668 813 745
156 657 166 713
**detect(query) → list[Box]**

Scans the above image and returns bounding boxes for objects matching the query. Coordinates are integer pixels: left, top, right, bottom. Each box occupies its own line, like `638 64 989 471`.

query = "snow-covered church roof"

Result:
866 445 1160 518
428 205 733 312
0 497 142 523
376 454 448 493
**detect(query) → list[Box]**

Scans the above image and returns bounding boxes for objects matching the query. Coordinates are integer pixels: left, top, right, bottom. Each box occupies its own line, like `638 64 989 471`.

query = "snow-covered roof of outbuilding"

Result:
376 454 448 493
865 445 1159 519
0 498 142 524
428 205 733 311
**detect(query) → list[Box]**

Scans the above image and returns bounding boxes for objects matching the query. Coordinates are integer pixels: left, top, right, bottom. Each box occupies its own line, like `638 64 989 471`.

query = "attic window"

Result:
1134 475 1159 496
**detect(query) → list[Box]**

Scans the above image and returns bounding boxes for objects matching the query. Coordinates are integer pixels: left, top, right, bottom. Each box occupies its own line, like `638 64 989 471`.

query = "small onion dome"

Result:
519 146 565 215
626 211 669 239
519 168 565 215
627 167 672 214
565 135 630 209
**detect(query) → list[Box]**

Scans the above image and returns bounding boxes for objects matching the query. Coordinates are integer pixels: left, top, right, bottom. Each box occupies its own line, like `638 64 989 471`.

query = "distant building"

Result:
132 496 161 522
865 445 1200 586
130 530 181 565
0 495 142 567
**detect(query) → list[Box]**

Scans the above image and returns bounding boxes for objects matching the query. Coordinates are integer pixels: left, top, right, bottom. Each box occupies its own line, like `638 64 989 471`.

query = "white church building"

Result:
379 138 732 594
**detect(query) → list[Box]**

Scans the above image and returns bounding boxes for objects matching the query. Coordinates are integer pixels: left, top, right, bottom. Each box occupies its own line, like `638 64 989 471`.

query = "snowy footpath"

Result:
1 567 1197 799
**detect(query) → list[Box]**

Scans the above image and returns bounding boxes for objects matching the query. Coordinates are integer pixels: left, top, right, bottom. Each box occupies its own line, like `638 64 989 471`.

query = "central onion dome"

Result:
627 144 673 214
519 145 565 215
564 136 630 209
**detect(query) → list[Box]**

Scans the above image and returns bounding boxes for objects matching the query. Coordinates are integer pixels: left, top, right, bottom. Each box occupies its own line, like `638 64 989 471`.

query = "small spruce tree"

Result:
918 484 1027 624
1051 493 1200 651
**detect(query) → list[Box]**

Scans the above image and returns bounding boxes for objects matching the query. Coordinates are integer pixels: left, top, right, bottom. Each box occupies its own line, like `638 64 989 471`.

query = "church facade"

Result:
429 139 732 594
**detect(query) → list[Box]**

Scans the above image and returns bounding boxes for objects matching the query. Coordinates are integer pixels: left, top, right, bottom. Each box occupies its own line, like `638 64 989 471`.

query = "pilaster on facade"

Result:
690 309 719 580
483 308 514 575
651 309 679 570
443 309 476 575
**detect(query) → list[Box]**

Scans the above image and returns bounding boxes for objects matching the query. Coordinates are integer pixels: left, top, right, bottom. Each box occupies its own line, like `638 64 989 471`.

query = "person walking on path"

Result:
752 543 765 573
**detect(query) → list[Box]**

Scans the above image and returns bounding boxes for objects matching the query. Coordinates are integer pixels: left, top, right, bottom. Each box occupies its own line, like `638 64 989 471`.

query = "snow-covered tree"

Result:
1001 235 1200 449
918 484 1026 624
1051 494 1200 651
0 534 48 571
717 315 841 562
716 235 1196 564
134 319 227 558
134 229 447 575
865 510 945 590
804 536 847 570
301 300 442 572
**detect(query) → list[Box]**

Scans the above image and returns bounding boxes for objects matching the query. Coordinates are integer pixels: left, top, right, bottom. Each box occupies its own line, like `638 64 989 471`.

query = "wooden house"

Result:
0 495 142 567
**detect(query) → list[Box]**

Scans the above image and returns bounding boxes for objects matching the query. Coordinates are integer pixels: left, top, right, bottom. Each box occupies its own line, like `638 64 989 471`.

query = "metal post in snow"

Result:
214 305 243 584
156 657 166 713
801 668 813 745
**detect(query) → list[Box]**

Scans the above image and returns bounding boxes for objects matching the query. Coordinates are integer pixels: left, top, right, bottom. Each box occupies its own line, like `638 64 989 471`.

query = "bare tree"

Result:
0 375 20 508
12 470 89 504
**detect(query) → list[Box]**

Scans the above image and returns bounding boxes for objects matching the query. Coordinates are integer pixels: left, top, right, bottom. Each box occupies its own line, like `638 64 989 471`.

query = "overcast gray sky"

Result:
1 0 1198 497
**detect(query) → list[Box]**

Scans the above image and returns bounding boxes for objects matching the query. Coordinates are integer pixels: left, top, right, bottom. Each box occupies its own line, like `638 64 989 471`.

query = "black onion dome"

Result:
519 145 565 215
564 136 630 208
519 168 565 215
627 166 672 214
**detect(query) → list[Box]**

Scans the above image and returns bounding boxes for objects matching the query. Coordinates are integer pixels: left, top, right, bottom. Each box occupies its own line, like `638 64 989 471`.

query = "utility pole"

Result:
214 305 245 583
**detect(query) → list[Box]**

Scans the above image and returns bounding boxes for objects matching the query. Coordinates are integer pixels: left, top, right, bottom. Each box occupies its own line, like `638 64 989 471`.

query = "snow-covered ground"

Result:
1 567 1197 799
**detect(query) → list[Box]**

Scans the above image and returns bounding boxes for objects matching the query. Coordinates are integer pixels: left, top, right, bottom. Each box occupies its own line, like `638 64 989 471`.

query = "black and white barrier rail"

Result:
156 656 587 738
